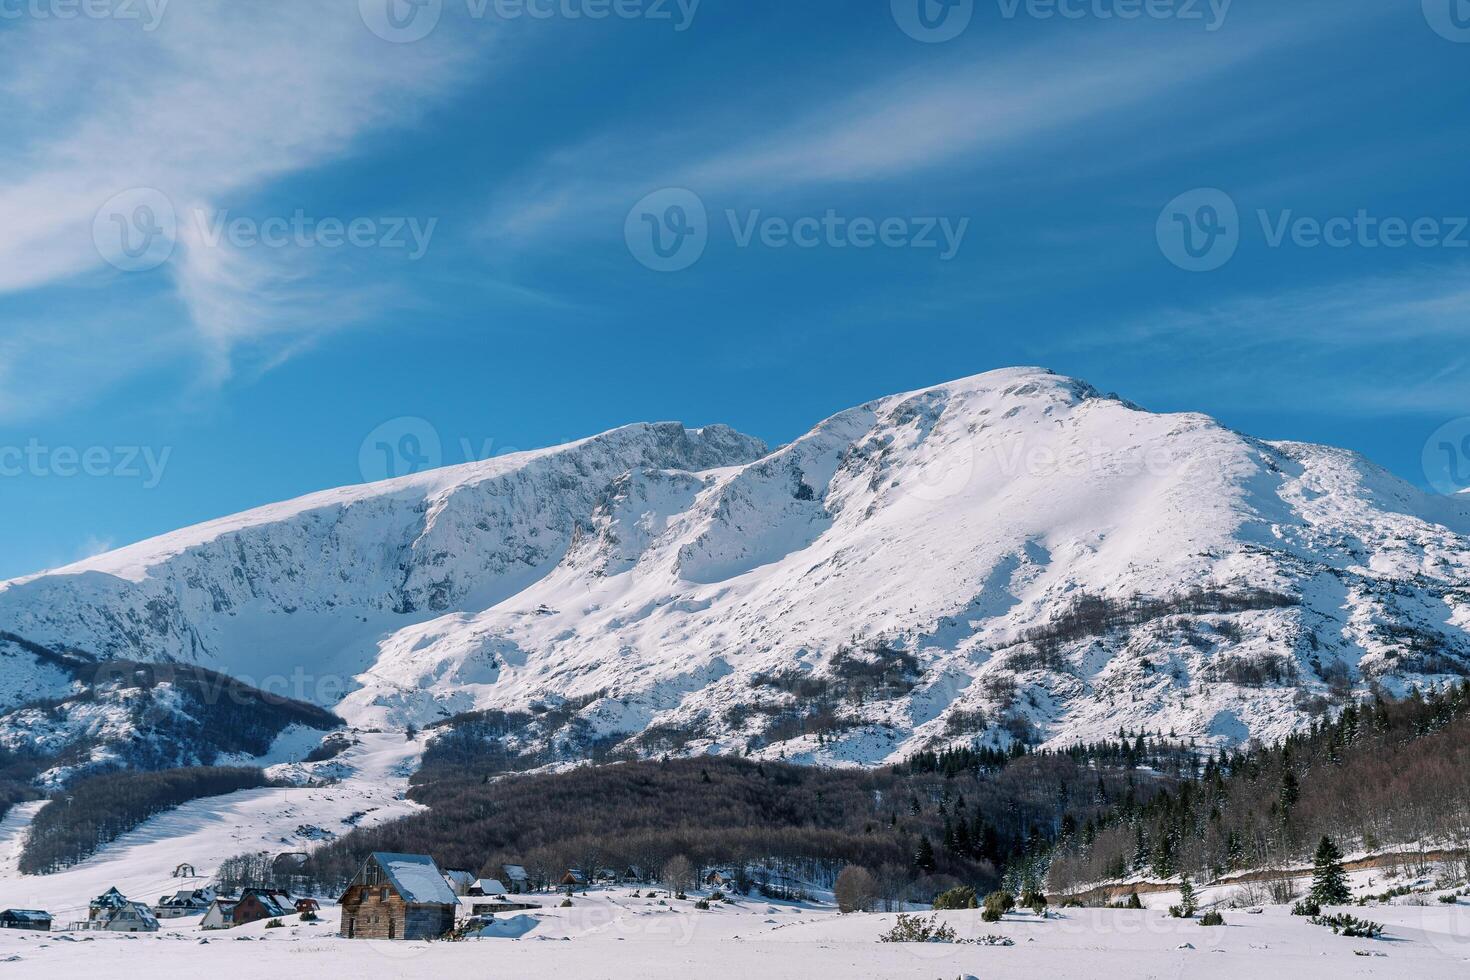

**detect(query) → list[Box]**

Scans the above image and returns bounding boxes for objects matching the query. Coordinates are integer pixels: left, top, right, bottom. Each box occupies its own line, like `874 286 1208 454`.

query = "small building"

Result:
442 868 475 897
99 902 159 933
339 852 457 941
704 868 739 888
88 887 128 923
0 910 51 932
559 869 588 893
232 889 296 928
173 863 197 878
468 878 507 898
155 887 216 919
295 898 321 917
501 864 530 894
201 898 239 930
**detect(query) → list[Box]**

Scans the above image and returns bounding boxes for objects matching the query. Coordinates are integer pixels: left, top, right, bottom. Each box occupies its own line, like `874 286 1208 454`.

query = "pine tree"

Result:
1176 874 1198 917
914 835 936 874
1310 836 1351 906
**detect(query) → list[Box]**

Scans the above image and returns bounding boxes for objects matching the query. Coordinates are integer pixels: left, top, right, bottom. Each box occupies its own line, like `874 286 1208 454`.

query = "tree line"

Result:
1047 682 1470 892
20 766 274 873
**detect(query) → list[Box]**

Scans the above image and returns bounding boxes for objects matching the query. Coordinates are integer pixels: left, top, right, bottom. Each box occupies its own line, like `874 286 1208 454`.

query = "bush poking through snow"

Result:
1199 911 1225 926
932 885 977 911
1291 898 1321 917
981 890 1015 923
1312 914 1383 938
264 919 284 929
880 914 958 943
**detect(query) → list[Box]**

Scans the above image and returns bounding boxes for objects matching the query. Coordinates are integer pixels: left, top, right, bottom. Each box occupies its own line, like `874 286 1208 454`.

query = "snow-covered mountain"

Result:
3 368 1468 771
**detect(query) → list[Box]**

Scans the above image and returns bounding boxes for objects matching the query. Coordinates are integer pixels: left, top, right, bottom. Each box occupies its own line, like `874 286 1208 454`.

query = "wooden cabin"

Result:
0 910 51 932
338 852 457 941
232 889 295 927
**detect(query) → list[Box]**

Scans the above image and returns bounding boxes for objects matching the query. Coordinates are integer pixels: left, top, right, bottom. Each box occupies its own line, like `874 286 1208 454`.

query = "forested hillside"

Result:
283 750 1176 902
1048 682 1470 892
20 766 276 874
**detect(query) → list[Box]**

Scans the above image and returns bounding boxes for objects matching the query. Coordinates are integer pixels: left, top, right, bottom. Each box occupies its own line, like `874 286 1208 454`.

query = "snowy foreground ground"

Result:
0 892 1468 980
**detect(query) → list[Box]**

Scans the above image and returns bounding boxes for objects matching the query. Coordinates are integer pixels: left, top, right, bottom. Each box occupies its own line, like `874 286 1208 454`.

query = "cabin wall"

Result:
339 885 452 940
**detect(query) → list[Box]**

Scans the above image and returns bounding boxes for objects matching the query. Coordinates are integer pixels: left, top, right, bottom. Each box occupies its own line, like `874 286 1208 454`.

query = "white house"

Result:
201 897 240 930
469 878 507 898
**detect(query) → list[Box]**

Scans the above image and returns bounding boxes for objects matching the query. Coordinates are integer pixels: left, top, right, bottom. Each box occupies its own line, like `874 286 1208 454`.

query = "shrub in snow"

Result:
1199 911 1225 926
694 900 711 910
1291 898 1321 917
879 914 958 943
560 899 573 908
264 919 284 929
932 886 977 911
1438 894 1458 904
1311 913 1383 938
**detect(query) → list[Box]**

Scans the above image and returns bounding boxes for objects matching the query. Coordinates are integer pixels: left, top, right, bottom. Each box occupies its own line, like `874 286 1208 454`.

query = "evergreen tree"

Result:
1176 874 1198 917
1310 836 1351 905
914 835 936 874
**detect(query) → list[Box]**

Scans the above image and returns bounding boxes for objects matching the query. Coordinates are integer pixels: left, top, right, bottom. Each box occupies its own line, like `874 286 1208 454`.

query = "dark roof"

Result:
370 853 458 905
1 910 51 922
242 889 295 917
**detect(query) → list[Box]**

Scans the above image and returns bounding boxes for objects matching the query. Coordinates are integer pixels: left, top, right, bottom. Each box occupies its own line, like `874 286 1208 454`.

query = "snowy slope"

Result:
1 368 1467 766
0 732 422 923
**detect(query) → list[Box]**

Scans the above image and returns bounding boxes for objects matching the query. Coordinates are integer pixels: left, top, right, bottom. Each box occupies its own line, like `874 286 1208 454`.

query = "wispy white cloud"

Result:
487 26 1293 242
0 0 481 418
1077 266 1470 414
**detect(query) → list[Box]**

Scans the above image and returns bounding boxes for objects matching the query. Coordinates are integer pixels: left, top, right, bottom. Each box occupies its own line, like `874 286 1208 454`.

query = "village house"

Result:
339 852 458 941
100 902 159 933
441 868 475 896
501 864 530 894
295 898 321 917
88 887 127 923
232 889 296 927
80 888 158 933
559 868 588 893
154 886 216 919
0 910 51 932
201 897 239 930
468 877 507 898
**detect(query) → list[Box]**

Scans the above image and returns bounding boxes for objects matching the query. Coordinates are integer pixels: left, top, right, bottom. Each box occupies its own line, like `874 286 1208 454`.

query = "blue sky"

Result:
2 0 1469 578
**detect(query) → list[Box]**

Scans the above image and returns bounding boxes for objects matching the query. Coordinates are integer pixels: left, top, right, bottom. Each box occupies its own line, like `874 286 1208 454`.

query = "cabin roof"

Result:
1 910 51 922
371 853 458 906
